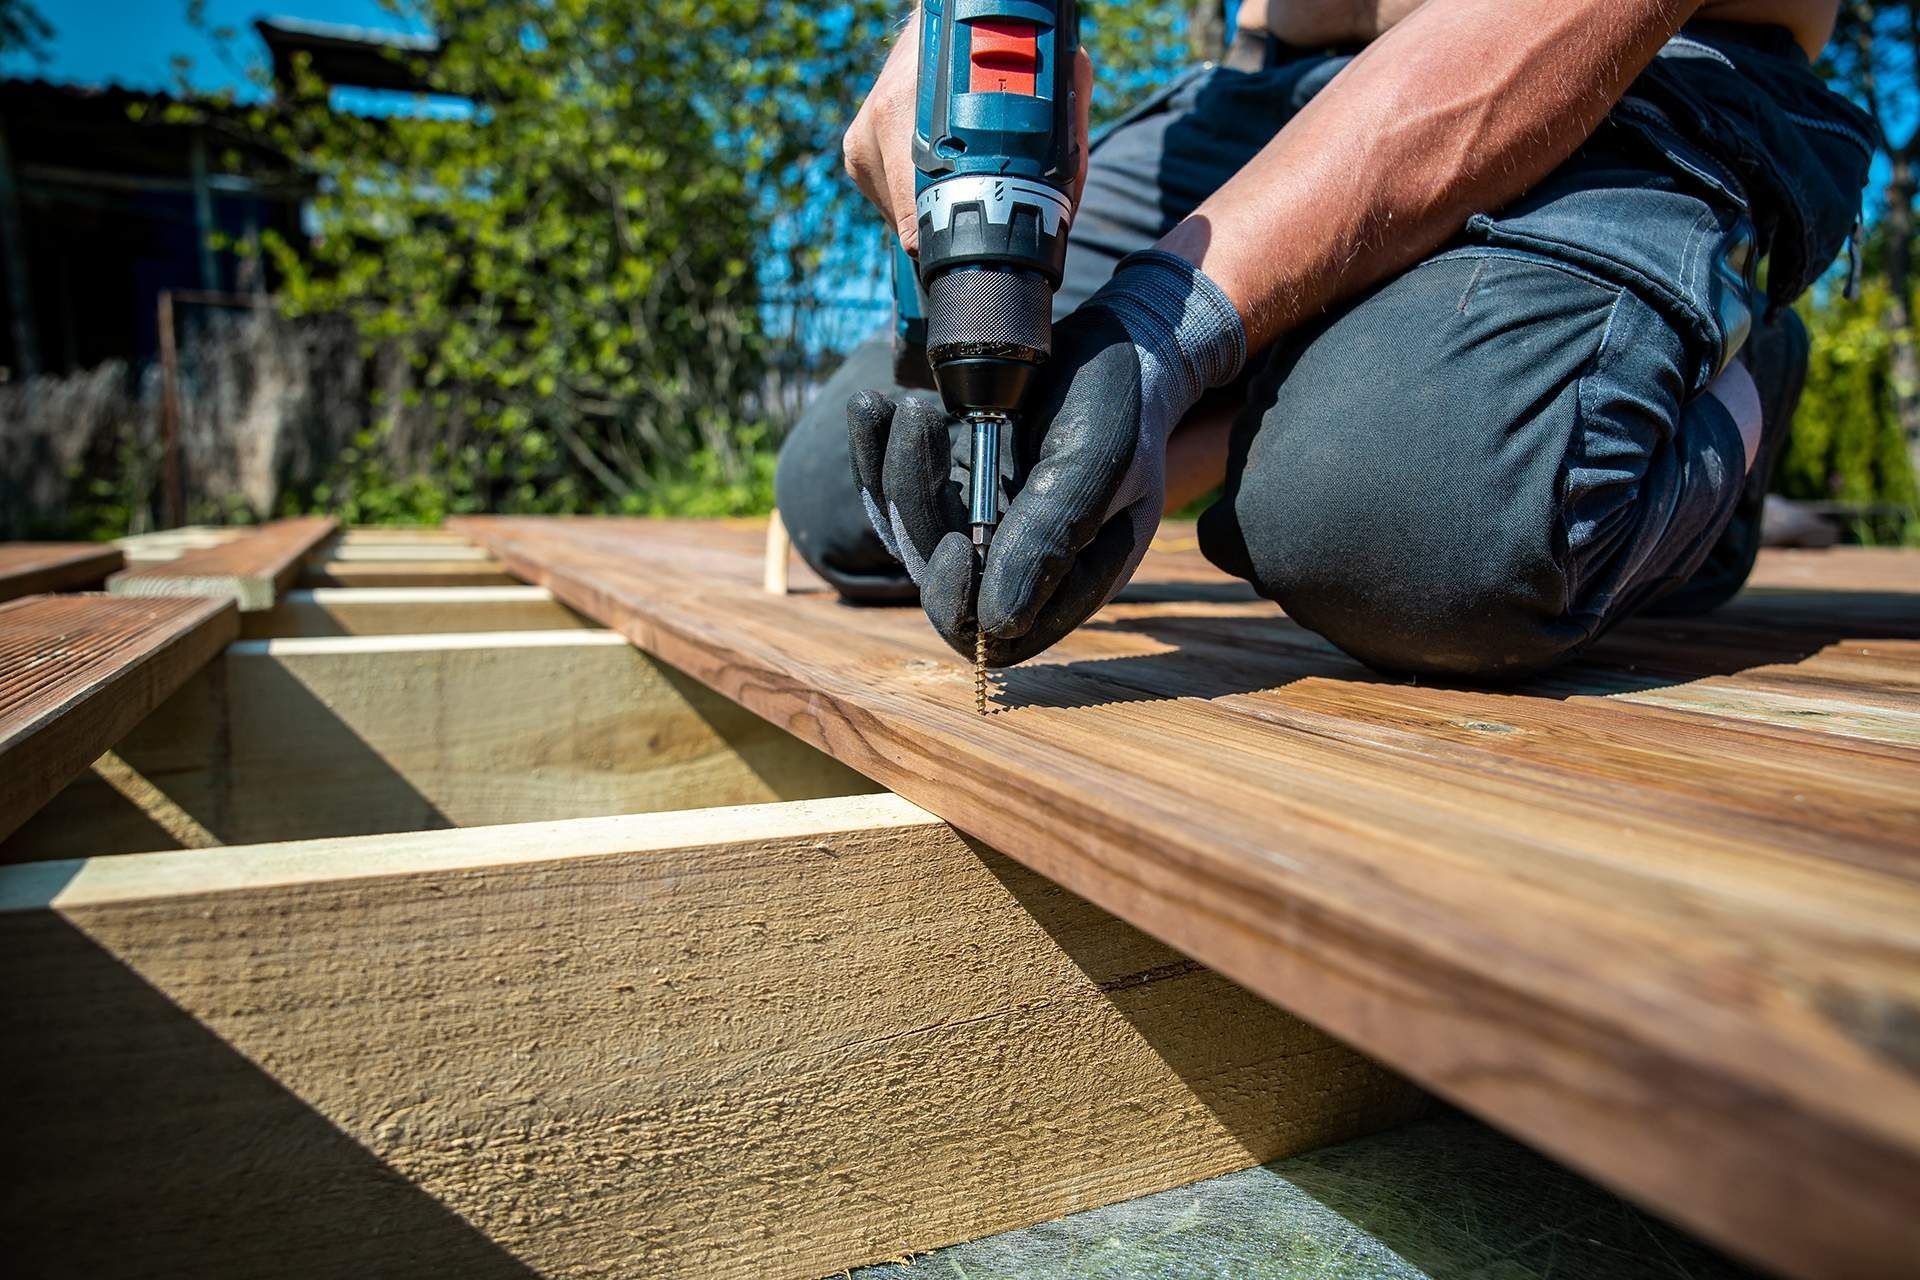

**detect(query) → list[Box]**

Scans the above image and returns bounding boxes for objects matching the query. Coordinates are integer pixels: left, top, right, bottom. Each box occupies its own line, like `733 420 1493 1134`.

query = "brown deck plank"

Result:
1745 545 1919 592
451 514 1920 1280
109 516 339 611
0 544 123 603
0 593 237 841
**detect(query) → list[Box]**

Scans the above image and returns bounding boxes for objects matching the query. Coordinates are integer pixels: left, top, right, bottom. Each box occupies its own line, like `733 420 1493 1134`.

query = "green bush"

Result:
1790 285 1920 543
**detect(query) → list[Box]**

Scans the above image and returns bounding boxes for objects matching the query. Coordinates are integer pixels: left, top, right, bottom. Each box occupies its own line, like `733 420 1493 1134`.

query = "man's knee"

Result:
1198 257 1617 680
773 340 918 603
1202 482 1586 680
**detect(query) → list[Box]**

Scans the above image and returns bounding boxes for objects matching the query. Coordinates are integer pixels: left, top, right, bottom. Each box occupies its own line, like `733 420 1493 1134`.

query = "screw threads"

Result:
975 629 988 715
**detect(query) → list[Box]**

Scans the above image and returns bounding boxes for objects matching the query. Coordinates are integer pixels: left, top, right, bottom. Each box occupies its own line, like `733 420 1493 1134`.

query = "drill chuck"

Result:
925 267 1052 414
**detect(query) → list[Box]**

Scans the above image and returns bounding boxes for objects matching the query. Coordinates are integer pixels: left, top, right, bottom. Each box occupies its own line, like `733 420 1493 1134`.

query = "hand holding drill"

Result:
843 2 1244 676
849 255 1244 667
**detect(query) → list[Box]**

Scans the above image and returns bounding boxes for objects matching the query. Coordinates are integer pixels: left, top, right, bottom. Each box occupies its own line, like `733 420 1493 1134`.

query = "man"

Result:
774 0 1870 679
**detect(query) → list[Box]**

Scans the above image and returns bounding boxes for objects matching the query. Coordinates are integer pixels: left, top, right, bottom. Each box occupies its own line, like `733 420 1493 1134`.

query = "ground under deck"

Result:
451 516 1920 1280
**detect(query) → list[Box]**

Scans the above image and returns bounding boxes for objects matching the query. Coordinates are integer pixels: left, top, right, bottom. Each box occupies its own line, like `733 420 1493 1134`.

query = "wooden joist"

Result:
0 543 124 603
0 794 1423 1279
109 516 339 611
0 593 236 842
283 523 523 588
452 515 1920 1280
240 586 592 639
299 558 521 589
322 542 495 562
2 627 874 861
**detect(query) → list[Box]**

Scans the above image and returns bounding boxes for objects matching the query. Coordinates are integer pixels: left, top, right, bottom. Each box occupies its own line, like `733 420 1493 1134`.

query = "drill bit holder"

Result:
967 412 1006 545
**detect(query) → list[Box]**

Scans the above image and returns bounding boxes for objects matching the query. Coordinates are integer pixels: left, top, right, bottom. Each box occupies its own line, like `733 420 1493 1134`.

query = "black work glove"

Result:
849 251 1245 667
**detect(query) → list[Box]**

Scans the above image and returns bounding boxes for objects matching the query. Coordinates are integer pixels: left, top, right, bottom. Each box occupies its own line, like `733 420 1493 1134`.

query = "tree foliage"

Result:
1084 2 1199 124
1790 281 1920 538
0 0 51 61
183 1 1207 519
197 0 893 516
1815 3 1920 523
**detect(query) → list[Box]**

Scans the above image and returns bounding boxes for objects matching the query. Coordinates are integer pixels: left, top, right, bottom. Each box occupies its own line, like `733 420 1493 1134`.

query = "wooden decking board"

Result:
1744 545 1918 592
109 516 339 611
0 543 124 603
0 593 237 841
451 515 1920 1280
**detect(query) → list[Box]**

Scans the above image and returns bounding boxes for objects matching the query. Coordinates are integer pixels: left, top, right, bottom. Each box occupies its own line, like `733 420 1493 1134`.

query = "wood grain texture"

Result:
451 515 1920 1280
0 543 124 602
240 586 592 639
0 594 236 842
1744 545 1919 592
0 794 1423 1279
109 516 339 610
2 628 875 860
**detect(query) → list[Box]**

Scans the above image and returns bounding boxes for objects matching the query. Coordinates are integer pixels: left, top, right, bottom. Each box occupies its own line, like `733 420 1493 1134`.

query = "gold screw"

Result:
975 628 988 715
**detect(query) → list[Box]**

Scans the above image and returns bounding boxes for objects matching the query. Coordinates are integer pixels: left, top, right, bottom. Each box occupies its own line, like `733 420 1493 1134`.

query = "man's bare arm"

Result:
1165 0 1703 351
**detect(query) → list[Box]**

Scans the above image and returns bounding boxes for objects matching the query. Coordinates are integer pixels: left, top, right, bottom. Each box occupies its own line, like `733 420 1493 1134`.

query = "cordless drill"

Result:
894 0 1079 705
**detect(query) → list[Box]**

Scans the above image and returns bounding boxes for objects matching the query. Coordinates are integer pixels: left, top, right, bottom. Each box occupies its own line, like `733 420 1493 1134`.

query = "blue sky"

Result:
7 1 427 92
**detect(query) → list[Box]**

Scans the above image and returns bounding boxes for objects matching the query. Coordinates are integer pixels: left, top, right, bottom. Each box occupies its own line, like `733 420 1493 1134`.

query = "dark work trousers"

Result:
774 22 1871 678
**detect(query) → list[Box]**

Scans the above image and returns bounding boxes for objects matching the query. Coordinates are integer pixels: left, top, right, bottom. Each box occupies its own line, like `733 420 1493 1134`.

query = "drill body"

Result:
901 0 1079 553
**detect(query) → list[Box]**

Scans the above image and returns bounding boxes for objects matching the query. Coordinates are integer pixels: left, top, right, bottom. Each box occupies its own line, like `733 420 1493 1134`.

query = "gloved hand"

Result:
849 250 1245 666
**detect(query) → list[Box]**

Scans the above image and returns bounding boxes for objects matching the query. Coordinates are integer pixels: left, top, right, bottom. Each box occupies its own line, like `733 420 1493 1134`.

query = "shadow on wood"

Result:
2 650 451 860
984 591 1920 714
975 837 1427 1158
0 906 538 1279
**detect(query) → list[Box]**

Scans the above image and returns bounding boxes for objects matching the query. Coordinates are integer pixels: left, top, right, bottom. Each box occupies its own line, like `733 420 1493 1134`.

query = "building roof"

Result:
255 15 441 94
0 77 292 185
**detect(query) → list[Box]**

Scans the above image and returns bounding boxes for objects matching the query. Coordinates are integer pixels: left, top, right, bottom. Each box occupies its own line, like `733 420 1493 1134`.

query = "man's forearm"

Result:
1165 0 1702 351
